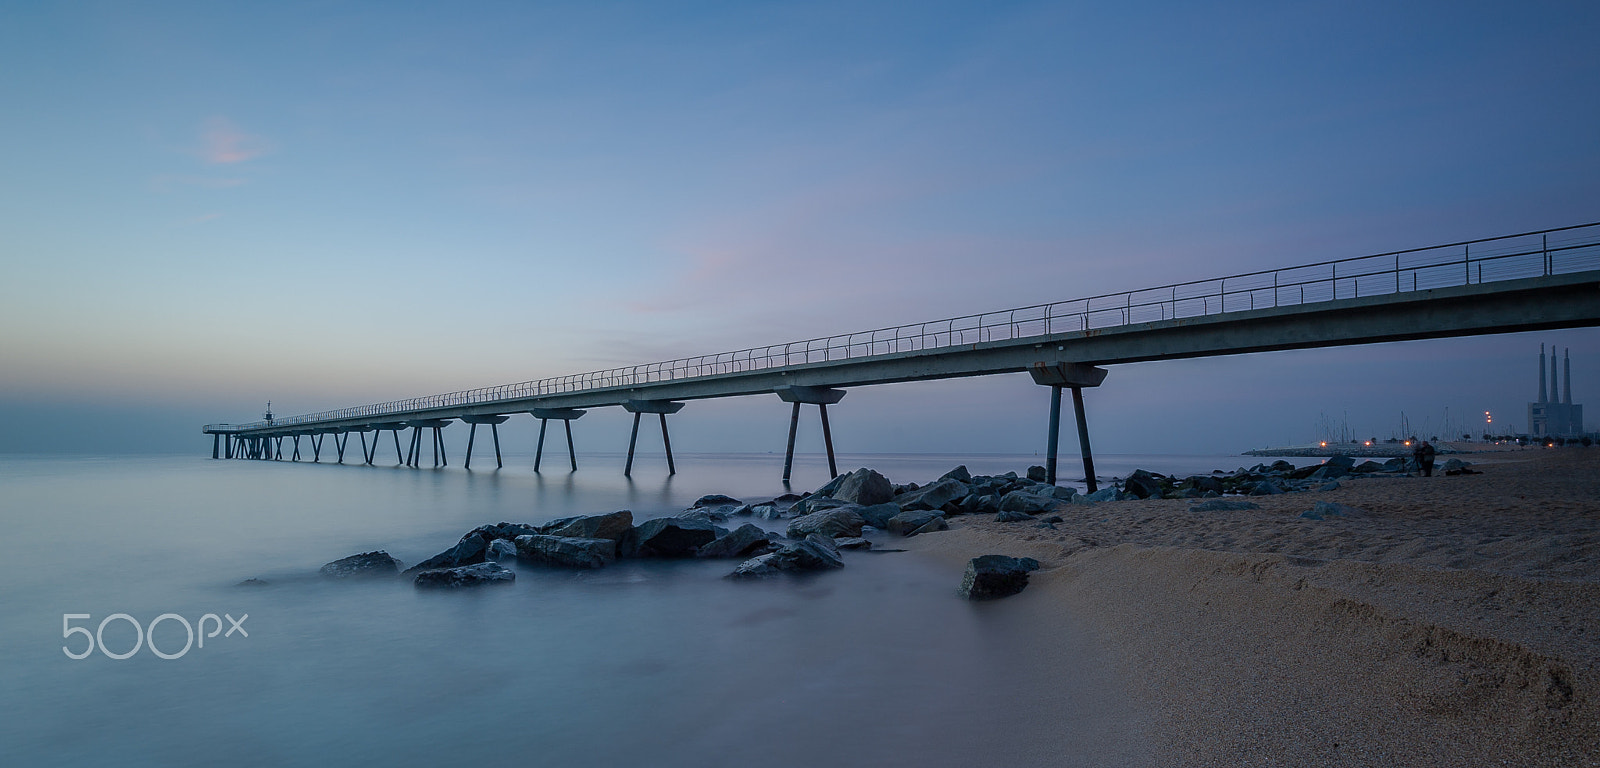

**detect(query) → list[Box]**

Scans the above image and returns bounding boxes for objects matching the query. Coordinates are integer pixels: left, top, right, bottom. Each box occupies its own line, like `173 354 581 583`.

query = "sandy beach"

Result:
909 447 1599 767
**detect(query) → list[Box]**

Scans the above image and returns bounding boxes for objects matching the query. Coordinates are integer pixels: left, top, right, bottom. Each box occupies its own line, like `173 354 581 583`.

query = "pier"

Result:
206 222 1600 486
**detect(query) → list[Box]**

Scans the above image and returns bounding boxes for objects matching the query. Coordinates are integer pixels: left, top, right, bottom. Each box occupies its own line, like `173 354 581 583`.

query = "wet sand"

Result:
908 447 1600 767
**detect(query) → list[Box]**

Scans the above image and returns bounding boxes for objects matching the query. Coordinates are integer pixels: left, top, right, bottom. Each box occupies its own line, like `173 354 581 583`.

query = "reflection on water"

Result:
0 452 1245 766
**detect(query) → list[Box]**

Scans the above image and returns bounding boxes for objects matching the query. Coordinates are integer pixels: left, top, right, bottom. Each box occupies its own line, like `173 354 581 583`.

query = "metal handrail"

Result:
205 221 1600 432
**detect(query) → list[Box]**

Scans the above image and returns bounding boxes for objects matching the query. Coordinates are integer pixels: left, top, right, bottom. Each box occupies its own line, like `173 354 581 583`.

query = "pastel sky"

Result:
2 1 1597 456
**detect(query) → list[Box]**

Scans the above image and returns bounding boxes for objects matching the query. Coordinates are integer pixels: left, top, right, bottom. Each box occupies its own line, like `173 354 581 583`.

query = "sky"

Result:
1 0 1597 457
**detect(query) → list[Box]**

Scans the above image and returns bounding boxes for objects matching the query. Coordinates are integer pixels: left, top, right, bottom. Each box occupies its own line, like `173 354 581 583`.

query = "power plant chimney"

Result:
1539 344 1548 403
1565 348 1573 405
1552 345 1561 404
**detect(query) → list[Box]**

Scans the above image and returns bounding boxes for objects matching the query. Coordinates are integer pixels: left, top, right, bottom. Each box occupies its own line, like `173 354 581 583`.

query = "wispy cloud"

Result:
198 116 270 164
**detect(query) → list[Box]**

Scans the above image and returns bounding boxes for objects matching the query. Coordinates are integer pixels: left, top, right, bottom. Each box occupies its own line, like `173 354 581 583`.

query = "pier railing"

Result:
204 221 1600 432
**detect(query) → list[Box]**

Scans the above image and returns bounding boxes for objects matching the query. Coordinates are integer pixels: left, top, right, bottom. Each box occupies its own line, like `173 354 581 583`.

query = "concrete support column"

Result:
622 400 684 476
775 385 846 482
1029 362 1108 494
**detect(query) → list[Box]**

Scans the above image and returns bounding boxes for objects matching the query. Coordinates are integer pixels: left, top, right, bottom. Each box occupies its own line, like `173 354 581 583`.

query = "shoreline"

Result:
897 448 1599 766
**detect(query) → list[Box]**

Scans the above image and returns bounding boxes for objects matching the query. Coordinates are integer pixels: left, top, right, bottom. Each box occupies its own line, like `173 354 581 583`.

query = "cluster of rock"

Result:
1116 455 1464 500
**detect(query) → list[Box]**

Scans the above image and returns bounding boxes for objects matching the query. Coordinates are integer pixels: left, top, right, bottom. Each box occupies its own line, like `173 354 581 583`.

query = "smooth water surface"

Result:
0 451 1264 767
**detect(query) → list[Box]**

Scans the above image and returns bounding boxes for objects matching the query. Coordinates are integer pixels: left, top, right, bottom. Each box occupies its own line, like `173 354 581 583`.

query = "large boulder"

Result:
939 465 973 483
403 536 489 574
1324 455 1356 470
959 555 1041 600
998 491 1057 515
908 517 949 536
413 562 516 589
514 535 617 569
1026 465 1049 483
692 494 742 508
787 496 851 517
995 509 1035 523
856 502 903 529
886 509 944 536
320 551 400 579
896 478 969 511
1122 470 1163 500
622 518 724 558
460 522 541 544
831 468 894 506
485 539 518 561
545 510 634 542
786 508 867 539
696 524 781 559
728 534 844 578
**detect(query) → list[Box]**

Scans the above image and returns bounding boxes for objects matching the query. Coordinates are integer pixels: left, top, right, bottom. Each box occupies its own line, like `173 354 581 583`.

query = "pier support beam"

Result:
531 408 585 472
461 415 510 470
312 433 324 462
622 400 684 476
335 432 348 463
402 420 452 468
212 434 220 459
1029 362 1108 493
775 385 846 481
291 435 302 461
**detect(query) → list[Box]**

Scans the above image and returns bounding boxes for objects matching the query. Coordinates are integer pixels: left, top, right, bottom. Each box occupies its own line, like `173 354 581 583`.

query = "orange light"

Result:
1404 440 1411 446
1364 441 1372 446
1319 441 1327 448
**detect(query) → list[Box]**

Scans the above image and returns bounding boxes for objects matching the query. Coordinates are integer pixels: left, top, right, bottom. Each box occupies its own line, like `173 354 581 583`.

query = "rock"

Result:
1383 457 1408 472
460 522 541 544
1084 487 1119 502
999 490 1057 515
1249 481 1284 496
1325 455 1356 469
413 562 516 589
676 507 734 524
886 509 944 536
752 504 784 520
1026 465 1049 482
320 551 400 579
939 465 973 483
485 538 518 561
773 492 803 503
731 504 755 516
1189 499 1261 512
1317 481 1341 492
856 502 903 529
811 473 851 499
896 478 969 511
831 468 895 506
622 517 723 558
1048 486 1078 502
692 494 742 508
514 535 617 568
1308 464 1349 481
786 507 867 539
404 536 489 574
1441 458 1471 472
995 509 1035 523
1353 460 1385 473
237 578 269 587
544 510 634 544
908 517 949 536
834 537 872 550
958 555 1041 600
1042 515 1064 524
696 524 781 559
728 534 844 578
787 496 851 517
1122 470 1163 499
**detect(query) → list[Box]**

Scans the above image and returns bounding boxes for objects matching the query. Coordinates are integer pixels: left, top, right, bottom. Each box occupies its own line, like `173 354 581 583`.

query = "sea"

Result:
0 450 1301 767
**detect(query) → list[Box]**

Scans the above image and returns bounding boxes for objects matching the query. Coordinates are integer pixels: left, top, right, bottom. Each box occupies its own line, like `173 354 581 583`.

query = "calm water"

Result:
0 451 1275 767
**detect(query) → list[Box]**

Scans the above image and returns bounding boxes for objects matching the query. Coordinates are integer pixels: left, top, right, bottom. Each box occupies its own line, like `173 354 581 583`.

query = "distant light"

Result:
1319 441 1327 448
1364 441 1372 446
1404 440 1411 446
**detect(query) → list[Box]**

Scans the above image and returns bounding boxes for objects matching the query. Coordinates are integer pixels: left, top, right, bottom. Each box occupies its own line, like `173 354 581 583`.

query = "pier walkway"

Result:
205 222 1600 488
